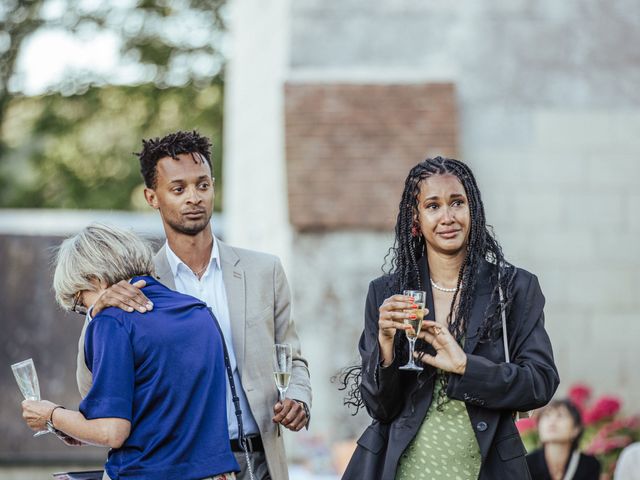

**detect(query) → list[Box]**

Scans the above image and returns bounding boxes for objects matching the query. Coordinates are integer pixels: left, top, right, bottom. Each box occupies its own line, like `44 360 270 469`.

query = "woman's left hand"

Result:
21 399 56 431
415 320 468 375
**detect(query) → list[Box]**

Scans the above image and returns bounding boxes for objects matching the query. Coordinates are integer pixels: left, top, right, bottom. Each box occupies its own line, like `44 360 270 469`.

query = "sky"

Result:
13 28 133 95
8 0 147 95
8 0 227 96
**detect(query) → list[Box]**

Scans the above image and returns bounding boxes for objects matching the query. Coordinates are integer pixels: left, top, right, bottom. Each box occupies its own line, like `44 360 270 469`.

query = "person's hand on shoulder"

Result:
21 399 57 431
92 279 152 317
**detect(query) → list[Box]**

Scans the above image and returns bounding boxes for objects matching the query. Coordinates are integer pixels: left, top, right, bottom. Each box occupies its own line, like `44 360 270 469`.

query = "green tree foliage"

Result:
1 81 223 210
0 0 226 210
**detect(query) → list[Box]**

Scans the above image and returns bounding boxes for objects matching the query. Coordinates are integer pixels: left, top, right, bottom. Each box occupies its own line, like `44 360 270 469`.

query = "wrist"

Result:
294 400 311 430
378 331 393 343
455 355 468 375
296 400 310 418
380 353 395 368
378 332 397 367
48 405 65 429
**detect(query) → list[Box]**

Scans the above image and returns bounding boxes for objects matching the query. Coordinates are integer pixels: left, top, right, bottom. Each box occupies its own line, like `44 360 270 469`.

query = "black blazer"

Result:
526 449 601 480
343 258 560 480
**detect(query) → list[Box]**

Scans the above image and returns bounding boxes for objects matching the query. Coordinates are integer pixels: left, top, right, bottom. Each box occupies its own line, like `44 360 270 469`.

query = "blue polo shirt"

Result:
80 276 239 480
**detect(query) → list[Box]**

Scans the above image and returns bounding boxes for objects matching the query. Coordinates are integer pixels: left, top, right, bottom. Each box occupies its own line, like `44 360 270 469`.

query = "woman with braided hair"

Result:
342 157 559 480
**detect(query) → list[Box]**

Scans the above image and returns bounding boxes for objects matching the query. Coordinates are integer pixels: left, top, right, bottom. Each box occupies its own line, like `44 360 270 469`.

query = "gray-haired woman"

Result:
20 224 239 480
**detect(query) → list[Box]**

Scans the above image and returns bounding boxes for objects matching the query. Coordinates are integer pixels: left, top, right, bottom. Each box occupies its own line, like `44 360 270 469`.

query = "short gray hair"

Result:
53 223 155 310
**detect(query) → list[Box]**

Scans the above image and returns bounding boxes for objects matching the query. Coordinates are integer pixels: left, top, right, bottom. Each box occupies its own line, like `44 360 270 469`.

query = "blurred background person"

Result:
21 224 239 480
526 399 600 480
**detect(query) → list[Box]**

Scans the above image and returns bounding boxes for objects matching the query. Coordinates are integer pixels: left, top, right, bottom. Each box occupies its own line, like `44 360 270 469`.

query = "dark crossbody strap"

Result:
206 307 255 479
499 283 531 421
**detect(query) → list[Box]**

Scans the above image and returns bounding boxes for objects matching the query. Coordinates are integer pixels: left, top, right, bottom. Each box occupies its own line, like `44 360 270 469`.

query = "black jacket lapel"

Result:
463 259 495 354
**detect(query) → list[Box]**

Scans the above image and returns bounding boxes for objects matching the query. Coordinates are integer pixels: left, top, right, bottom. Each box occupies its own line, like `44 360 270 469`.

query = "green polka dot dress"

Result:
395 373 482 480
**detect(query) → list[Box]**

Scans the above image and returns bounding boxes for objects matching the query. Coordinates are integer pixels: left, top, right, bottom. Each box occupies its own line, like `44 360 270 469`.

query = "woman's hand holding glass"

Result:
415 320 467 375
21 399 57 433
377 294 428 367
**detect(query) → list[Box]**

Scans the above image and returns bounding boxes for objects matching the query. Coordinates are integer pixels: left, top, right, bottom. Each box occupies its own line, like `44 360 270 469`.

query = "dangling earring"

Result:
411 221 420 238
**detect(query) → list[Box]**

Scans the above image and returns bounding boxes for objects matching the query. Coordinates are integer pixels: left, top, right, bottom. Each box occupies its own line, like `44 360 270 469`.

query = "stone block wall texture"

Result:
283 0 640 452
285 83 458 230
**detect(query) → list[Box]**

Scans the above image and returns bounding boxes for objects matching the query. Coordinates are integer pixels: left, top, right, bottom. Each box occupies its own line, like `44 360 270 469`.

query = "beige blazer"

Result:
76 240 312 480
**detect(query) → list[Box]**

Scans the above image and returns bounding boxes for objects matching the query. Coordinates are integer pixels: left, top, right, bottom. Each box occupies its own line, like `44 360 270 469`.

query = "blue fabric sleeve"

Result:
79 314 135 421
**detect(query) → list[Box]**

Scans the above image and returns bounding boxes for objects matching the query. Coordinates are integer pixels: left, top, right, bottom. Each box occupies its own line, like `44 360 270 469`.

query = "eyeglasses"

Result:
71 291 87 316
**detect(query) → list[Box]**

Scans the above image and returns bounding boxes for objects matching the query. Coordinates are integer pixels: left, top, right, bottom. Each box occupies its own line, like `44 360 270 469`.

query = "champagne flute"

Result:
398 290 427 371
11 358 50 436
273 344 292 402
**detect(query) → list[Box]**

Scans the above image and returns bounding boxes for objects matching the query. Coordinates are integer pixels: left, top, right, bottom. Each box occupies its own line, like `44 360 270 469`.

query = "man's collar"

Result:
164 236 220 278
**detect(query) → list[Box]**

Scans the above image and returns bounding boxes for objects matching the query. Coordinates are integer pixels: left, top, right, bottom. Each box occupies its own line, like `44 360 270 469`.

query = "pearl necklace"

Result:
430 277 458 293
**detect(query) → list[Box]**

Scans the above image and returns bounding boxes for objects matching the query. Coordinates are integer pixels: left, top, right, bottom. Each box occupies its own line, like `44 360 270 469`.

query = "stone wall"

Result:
278 0 640 458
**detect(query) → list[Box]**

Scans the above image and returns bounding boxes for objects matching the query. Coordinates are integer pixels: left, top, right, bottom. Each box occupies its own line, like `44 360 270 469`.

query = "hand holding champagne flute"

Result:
398 290 427 371
273 344 292 402
11 358 50 436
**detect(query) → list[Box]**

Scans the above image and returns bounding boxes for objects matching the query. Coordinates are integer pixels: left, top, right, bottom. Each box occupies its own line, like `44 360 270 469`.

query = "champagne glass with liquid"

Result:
11 358 50 436
273 344 292 402
398 290 427 371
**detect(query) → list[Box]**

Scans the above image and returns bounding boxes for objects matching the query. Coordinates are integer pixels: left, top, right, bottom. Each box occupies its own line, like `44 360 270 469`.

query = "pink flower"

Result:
584 396 621 425
585 435 632 455
569 384 592 409
594 416 639 438
516 417 537 433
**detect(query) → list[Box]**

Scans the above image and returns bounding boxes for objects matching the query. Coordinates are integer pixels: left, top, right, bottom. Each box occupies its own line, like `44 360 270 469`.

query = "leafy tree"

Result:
1 81 224 209
0 0 46 151
0 0 226 209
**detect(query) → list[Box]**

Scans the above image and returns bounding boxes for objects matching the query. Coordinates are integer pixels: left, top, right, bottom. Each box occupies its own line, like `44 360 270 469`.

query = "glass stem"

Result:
408 337 416 365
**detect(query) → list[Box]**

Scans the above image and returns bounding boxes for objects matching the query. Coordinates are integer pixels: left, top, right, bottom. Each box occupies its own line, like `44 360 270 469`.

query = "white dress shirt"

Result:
165 239 260 438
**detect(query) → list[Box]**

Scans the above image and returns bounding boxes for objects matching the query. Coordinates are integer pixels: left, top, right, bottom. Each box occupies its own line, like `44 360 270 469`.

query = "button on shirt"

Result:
165 240 260 438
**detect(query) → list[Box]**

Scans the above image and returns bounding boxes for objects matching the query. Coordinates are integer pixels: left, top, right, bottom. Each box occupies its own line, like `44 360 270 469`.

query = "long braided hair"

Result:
339 156 516 413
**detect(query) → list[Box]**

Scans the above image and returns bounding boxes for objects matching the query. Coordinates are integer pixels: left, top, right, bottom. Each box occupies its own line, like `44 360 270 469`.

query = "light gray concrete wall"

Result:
290 232 394 441
290 0 640 108
480 111 640 404
282 0 640 455
223 0 294 269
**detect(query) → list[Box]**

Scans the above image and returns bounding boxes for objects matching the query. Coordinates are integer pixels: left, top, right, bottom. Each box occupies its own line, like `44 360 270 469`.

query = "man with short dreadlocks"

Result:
75 130 311 480
342 157 558 480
